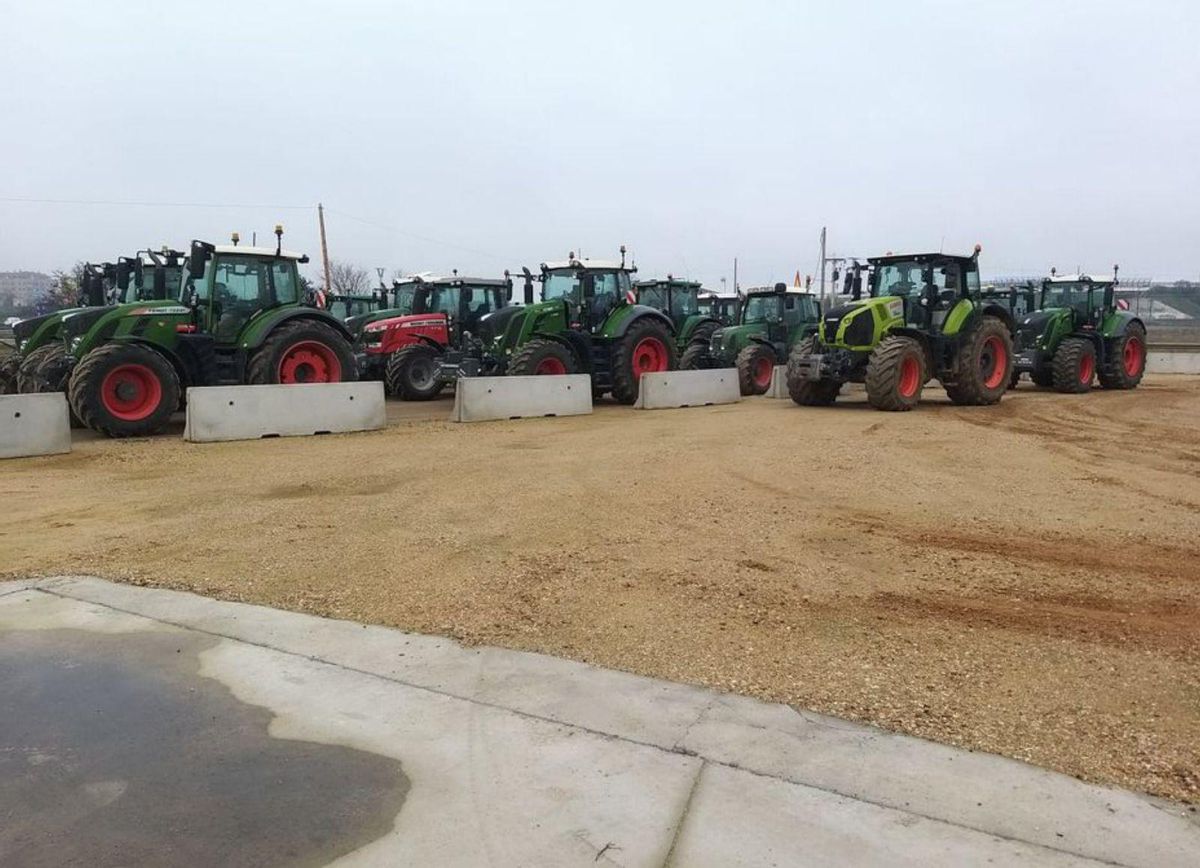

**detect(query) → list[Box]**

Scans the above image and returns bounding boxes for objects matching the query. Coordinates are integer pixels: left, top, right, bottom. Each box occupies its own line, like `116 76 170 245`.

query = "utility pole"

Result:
733 258 739 295
318 202 333 293
818 226 827 303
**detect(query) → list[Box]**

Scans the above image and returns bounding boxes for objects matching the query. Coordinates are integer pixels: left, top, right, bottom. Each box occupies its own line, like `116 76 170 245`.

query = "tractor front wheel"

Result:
1098 322 1146 390
385 344 446 400
0 353 19 394
1051 337 1095 393
69 343 180 438
17 344 72 394
865 335 926 411
611 319 676 404
944 316 1012 406
509 338 578 377
247 320 357 385
736 343 776 396
786 337 841 406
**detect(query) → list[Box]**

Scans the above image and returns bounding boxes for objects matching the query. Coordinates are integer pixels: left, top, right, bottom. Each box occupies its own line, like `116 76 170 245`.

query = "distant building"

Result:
0 271 53 305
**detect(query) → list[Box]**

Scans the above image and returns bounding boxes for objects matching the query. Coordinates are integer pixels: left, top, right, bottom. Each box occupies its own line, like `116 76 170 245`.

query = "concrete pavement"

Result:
1 576 1197 866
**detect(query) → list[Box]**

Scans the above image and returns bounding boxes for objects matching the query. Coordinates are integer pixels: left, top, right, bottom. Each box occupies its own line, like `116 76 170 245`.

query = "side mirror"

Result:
774 282 787 294
523 282 534 305
852 276 863 299
115 260 132 291
188 240 212 278
462 286 474 304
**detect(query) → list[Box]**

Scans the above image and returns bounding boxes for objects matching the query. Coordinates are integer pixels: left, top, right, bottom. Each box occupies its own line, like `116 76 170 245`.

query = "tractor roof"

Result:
744 284 814 297
868 251 976 266
213 244 306 260
1045 273 1114 285
635 278 702 290
429 275 510 288
542 257 633 272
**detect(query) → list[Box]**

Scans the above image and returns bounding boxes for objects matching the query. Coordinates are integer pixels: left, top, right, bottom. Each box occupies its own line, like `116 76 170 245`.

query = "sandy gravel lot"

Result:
3 376 1198 803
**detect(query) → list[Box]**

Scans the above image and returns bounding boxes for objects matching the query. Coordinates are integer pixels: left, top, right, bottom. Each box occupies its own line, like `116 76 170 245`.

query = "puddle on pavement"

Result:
0 629 409 867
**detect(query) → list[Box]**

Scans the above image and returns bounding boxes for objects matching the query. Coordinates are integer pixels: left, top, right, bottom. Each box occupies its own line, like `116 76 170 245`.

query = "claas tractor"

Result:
351 277 426 381
382 274 513 399
1013 267 1146 392
19 249 190 397
682 283 820 395
7 262 117 394
634 277 724 359
787 246 1014 411
437 249 676 404
64 227 358 437
697 293 740 326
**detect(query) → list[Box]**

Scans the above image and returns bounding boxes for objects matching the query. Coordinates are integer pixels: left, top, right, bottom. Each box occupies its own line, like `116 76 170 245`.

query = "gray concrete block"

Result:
450 374 592 422
184 382 385 443
0 393 71 459
634 369 741 409
1147 351 1200 374
766 364 789 398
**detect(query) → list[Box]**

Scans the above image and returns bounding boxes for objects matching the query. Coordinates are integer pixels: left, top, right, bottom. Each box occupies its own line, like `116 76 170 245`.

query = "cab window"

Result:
272 261 299 304
213 256 271 306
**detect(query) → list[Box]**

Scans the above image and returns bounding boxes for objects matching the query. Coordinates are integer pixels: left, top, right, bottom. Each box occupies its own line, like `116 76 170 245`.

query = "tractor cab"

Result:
867 252 982 332
183 235 311 343
118 248 187 303
1038 269 1116 328
414 275 511 337
698 293 740 326
539 253 637 334
741 285 819 339
981 282 1037 320
327 292 385 322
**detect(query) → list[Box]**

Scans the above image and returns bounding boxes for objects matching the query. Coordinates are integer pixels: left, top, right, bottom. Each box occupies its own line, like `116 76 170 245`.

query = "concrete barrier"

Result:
634 369 741 410
0 393 71 459
450 375 592 423
1147 351 1200 375
766 365 790 398
184 382 386 443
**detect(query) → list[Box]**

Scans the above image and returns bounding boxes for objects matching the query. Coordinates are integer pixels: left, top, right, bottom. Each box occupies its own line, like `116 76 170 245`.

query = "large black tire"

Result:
679 342 708 370
1051 337 1095 393
1030 368 1054 388
786 337 841 406
68 343 181 438
385 344 446 400
865 335 926 411
17 344 72 394
943 316 1013 406
611 318 677 404
246 320 358 385
0 353 19 394
736 343 776 396
1098 321 1147 390
508 338 578 377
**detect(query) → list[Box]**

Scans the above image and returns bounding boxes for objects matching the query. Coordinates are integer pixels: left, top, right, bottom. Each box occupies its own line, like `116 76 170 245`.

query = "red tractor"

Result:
376 274 515 399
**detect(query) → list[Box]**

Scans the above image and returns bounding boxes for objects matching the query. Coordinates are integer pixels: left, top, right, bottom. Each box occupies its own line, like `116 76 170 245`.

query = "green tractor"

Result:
64 228 358 437
1012 267 1146 392
23 249 190 397
3 262 115 394
787 247 1014 411
681 283 821 395
437 249 677 403
634 277 724 360
326 290 387 322
697 293 740 326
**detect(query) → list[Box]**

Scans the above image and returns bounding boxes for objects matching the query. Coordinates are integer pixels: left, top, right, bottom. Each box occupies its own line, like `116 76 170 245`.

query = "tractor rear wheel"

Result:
679 342 708 370
612 319 676 404
736 343 776 396
0 353 19 394
944 316 1012 405
17 344 72 394
385 344 445 400
509 338 577 377
247 320 357 385
1030 368 1054 388
1098 322 1147 390
786 337 841 406
1051 337 1095 393
865 336 926 411
69 343 180 438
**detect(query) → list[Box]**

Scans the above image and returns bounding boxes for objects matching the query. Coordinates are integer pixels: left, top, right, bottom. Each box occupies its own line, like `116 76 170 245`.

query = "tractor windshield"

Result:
876 262 925 299
638 286 669 311
391 285 417 314
1042 282 1094 315
742 294 782 324
673 290 700 316
329 298 374 319
542 269 581 303
424 287 460 315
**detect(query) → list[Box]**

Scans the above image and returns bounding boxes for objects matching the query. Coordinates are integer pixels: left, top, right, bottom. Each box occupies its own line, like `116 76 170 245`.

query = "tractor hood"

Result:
361 312 447 336
819 296 897 347
1013 308 1062 345
12 312 56 344
476 305 523 345
344 312 373 339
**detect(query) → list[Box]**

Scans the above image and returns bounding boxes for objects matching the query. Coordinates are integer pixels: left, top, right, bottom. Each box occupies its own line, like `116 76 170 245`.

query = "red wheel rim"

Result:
1123 337 1143 376
1079 352 1094 384
278 341 342 383
632 337 669 376
534 356 567 375
898 355 920 397
981 336 1007 389
100 364 163 421
753 356 773 387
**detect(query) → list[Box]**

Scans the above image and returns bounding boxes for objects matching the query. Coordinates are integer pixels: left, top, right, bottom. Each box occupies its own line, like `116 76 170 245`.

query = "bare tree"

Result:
325 259 370 296
42 262 87 310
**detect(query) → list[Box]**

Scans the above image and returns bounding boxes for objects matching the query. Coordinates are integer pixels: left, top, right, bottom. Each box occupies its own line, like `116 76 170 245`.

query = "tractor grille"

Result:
842 311 873 347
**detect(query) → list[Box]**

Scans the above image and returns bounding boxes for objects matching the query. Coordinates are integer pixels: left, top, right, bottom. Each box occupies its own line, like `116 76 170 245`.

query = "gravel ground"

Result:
3 375 1198 804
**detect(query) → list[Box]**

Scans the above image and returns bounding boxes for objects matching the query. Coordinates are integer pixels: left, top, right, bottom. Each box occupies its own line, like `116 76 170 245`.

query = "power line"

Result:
323 207 513 264
0 196 314 210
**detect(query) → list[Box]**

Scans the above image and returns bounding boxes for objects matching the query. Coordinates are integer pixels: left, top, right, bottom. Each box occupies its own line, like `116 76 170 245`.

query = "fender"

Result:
110 335 197 389
979 303 1015 335
887 326 937 372
610 306 675 338
243 308 353 350
531 329 592 371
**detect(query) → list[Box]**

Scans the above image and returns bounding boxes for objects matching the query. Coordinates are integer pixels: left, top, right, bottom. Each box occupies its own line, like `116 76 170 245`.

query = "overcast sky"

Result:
2 0 1197 287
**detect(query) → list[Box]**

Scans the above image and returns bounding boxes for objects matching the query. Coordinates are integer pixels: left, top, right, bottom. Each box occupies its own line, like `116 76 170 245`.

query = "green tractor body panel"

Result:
941 299 975 336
